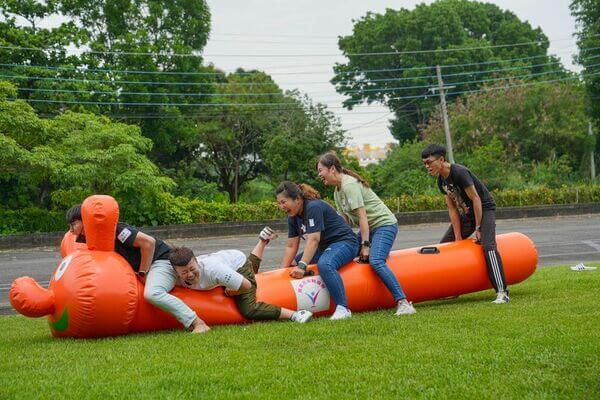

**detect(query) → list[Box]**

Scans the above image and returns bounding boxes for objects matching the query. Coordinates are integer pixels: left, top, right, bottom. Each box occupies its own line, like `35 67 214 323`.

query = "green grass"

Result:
1 265 599 400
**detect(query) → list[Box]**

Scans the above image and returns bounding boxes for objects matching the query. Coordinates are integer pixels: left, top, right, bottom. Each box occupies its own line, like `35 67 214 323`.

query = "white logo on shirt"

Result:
301 224 306 233
117 228 132 243
309 219 315 227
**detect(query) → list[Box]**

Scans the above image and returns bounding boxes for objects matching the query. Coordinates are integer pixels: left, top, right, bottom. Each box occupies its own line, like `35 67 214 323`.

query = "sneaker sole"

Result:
330 314 352 321
395 310 417 315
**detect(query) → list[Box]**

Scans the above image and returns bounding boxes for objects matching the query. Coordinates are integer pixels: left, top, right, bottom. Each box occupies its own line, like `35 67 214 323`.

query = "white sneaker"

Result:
291 310 313 323
570 263 597 271
395 300 417 315
330 305 352 320
492 291 510 304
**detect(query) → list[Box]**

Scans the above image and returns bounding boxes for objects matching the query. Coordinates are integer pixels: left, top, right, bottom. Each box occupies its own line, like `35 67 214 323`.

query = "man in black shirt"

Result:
66 205 210 332
421 144 509 304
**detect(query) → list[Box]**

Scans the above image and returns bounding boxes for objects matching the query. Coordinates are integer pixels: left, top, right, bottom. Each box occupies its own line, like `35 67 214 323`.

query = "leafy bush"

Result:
3 185 600 235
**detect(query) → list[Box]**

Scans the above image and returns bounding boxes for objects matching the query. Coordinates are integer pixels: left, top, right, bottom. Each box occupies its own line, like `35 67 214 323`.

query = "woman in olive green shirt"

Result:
316 153 416 315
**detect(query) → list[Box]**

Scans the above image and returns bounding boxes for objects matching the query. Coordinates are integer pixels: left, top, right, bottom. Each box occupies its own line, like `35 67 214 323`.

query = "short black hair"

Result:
169 246 196 267
65 204 82 224
421 144 446 159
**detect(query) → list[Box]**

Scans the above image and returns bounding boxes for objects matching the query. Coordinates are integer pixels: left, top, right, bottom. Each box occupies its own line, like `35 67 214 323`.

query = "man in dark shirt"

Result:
421 144 510 304
66 205 210 332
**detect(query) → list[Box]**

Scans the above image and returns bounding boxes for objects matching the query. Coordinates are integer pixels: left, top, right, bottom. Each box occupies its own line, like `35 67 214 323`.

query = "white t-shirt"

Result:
189 250 247 291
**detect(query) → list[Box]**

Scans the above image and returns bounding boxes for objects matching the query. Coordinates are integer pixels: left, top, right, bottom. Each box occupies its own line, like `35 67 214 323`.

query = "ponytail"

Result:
317 152 370 188
341 167 370 188
297 183 321 200
276 181 321 201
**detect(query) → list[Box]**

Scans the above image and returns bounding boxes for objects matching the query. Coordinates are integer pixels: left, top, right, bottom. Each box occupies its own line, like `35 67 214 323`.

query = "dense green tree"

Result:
332 0 565 143
1 0 215 167
421 80 591 181
0 0 94 114
263 92 346 193
571 0 600 157
0 82 175 224
187 70 285 203
59 0 214 165
0 82 53 208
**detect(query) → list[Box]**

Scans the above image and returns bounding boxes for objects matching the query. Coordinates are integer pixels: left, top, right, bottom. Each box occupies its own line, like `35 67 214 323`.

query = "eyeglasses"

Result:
422 157 440 166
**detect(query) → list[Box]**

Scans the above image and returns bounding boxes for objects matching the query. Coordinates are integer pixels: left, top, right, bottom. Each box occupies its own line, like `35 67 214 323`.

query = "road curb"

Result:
1 202 599 250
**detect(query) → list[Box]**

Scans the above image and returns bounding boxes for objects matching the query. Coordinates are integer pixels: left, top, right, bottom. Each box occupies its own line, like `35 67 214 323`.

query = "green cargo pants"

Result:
233 254 281 320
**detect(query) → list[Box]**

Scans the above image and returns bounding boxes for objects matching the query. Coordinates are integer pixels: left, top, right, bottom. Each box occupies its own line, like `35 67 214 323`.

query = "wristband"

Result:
361 240 371 248
297 261 308 271
137 269 147 277
475 225 481 232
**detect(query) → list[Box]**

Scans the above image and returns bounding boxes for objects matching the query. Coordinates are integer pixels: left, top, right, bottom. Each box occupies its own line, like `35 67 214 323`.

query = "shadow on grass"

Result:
414 287 538 309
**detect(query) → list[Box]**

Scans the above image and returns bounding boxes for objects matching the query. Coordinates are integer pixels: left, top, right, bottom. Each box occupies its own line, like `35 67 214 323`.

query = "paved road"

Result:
1 214 599 314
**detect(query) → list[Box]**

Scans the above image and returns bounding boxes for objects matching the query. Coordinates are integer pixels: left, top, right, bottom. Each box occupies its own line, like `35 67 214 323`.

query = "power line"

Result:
345 112 394 131
1 49 597 90
10 73 597 108
395 73 600 101
2 44 594 78
212 31 599 44
5 51 598 85
14 64 593 99
0 36 583 58
345 97 429 131
211 32 338 40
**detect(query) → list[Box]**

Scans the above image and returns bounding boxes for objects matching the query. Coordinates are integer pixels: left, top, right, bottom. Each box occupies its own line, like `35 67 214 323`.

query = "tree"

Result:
188 70 285 203
0 0 91 113
332 0 565 143
0 81 176 224
40 111 175 223
0 82 53 209
59 0 214 165
263 91 346 193
571 0 600 153
420 80 591 182
369 141 436 197
1 0 215 169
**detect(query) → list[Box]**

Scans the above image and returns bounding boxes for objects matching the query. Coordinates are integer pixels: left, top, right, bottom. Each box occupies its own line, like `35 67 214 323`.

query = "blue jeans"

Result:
358 224 406 302
295 240 359 308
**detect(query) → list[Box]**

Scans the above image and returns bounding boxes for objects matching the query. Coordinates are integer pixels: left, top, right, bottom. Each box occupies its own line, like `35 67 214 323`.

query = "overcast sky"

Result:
202 0 579 147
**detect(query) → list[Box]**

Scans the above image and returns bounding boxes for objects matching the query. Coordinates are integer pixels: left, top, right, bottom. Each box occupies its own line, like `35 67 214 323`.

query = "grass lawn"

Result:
1 264 599 399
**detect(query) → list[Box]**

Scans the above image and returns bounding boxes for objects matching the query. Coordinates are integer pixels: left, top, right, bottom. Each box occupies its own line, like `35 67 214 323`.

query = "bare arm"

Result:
356 207 370 241
463 185 482 229
299 232 321 266
133 231 156 273
281 236 300 268
445 195 463 241
289 232 321 279
356 207 371 260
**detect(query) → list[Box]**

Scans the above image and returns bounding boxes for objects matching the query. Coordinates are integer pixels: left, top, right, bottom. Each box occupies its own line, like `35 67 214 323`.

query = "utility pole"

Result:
429 65 455 163
590 121 596 181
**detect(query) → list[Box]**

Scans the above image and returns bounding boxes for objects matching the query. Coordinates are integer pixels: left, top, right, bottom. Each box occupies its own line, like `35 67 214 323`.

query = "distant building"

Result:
344 143 394 166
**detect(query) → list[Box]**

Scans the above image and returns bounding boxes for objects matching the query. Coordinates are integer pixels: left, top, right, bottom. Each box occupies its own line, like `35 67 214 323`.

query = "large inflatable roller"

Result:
10 195 537 338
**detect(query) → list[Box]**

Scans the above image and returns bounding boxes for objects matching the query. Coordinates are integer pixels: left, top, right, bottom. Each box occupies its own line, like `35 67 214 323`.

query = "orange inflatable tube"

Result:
10 195 538 338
